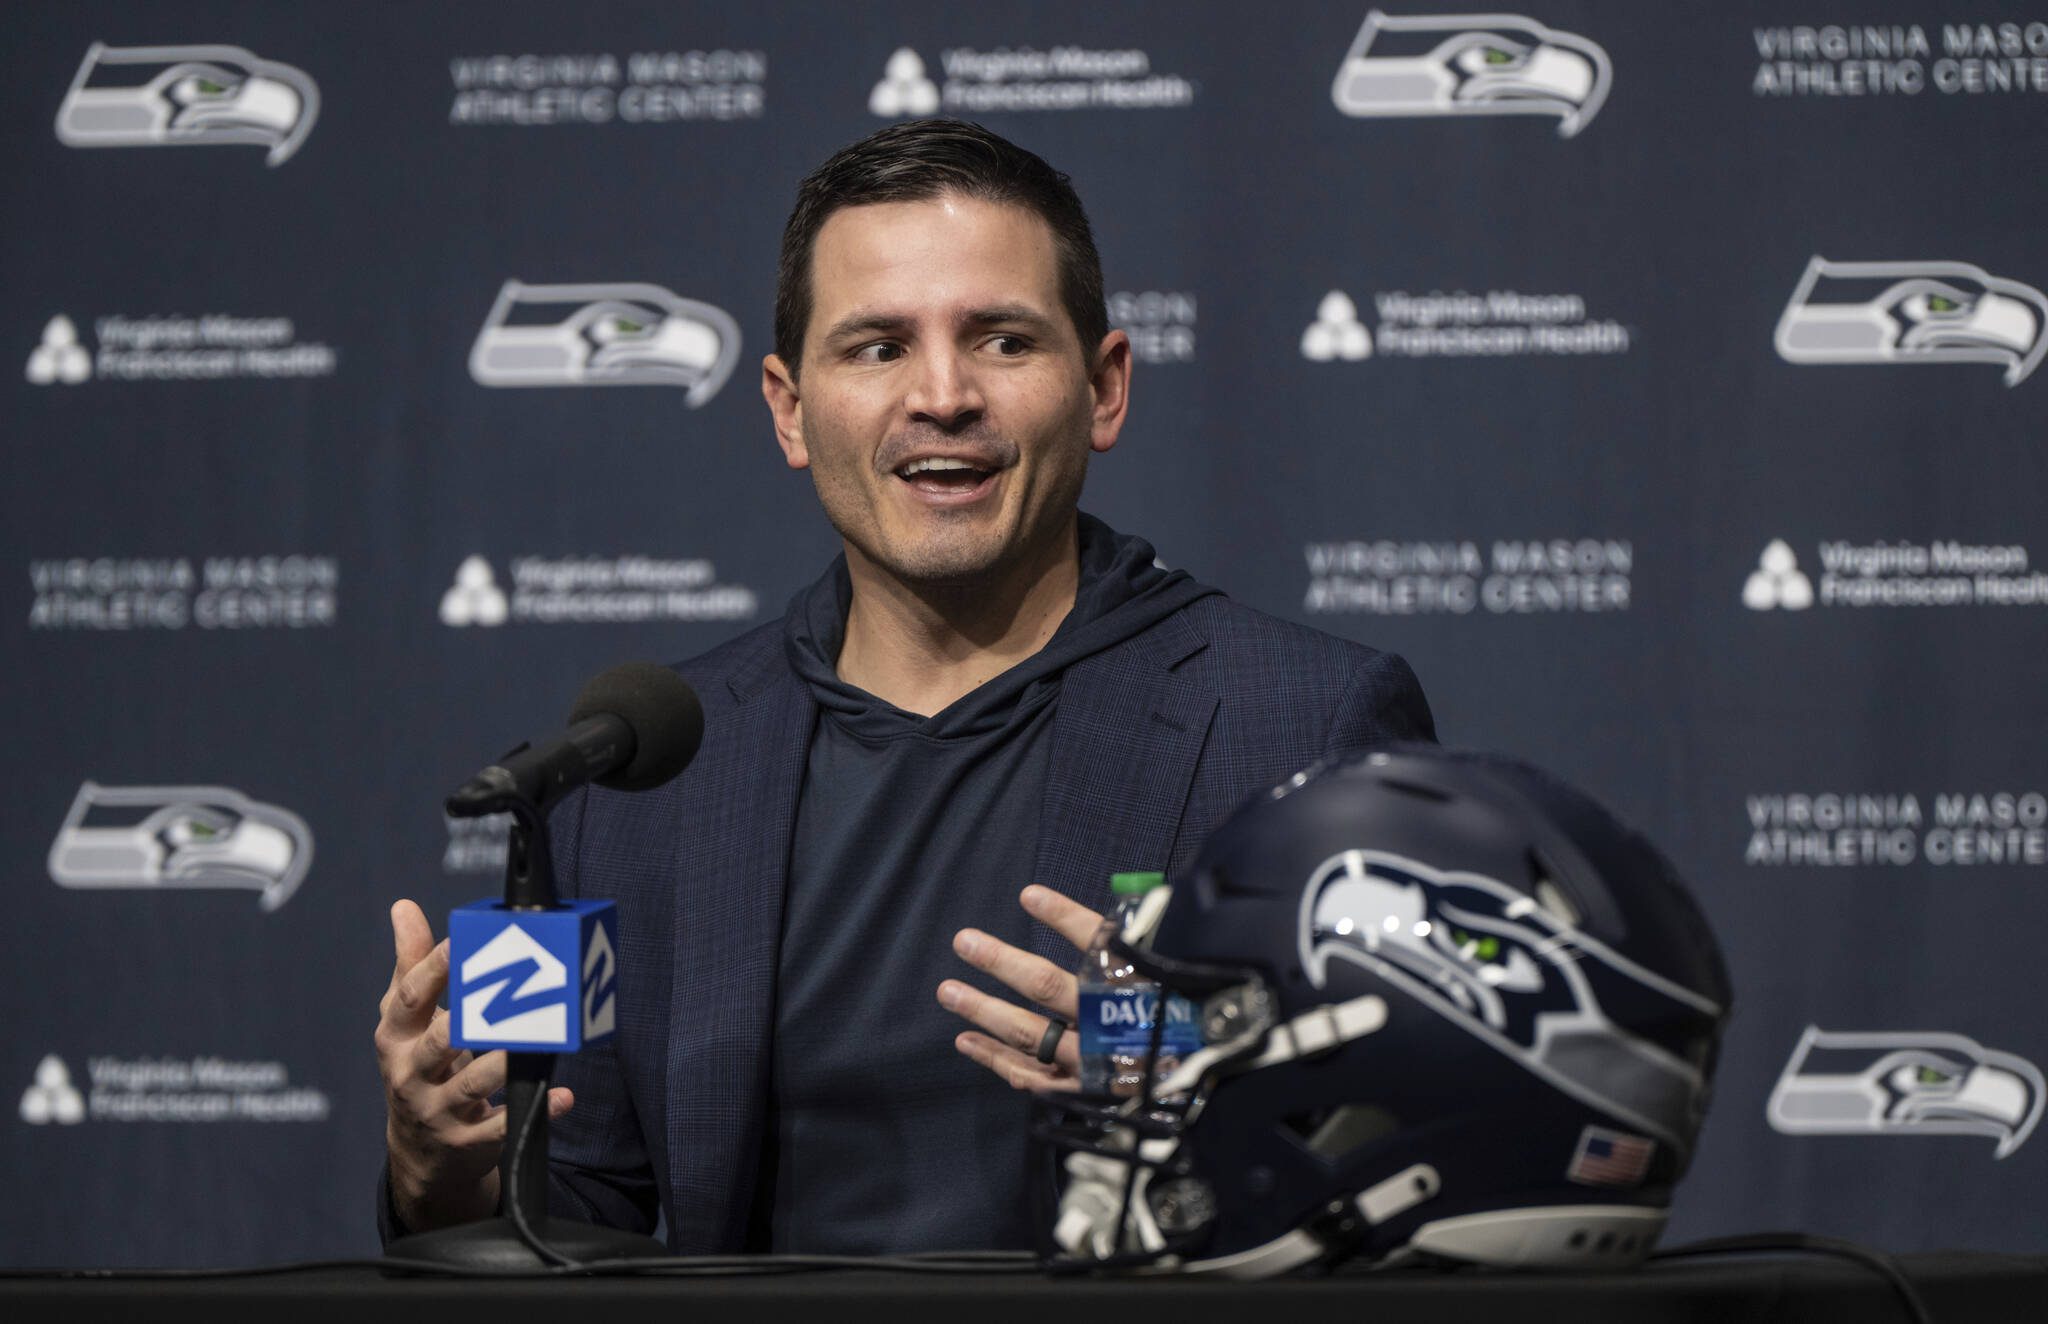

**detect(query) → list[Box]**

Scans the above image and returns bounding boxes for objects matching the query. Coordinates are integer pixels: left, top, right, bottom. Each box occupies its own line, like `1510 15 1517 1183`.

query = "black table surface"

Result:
5 1252 2045 1324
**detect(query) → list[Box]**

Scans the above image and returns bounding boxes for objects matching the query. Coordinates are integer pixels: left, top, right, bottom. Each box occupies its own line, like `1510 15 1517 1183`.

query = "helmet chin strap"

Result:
1054 994 1391 1263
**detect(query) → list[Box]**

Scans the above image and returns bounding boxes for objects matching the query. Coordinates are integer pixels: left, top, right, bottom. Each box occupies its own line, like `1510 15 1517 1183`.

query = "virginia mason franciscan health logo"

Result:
19 1056 85 1125
1332 11 1612 137
870 44 1195 114
55 42 318 166
469 280 740 407
1303 286 1631 360
439 554 758 627
1775 258 2048 387
1302 292 1374 361
1743 540 1814 611
1741 538 2048 610
25 311 336 385
871 49 941 116
20 1052 330 1125
47 782 312 912
25 317 91 384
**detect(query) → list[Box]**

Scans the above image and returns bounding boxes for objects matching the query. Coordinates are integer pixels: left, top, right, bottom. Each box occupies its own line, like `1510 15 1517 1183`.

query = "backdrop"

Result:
5 0 2045 1266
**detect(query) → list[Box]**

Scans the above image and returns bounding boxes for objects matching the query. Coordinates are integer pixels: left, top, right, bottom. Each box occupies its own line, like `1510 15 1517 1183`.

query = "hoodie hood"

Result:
785 513 1217 741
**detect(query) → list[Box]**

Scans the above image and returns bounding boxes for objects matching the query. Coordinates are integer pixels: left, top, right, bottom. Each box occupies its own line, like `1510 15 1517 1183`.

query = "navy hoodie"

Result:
753 515 1214 1251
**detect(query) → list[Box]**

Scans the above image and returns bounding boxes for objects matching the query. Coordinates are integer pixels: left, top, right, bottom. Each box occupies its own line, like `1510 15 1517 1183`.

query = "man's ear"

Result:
762 353 808 469
1087 329 1132 455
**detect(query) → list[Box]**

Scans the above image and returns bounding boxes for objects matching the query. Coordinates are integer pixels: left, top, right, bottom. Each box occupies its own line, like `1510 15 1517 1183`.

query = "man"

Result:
375 120 1433 1254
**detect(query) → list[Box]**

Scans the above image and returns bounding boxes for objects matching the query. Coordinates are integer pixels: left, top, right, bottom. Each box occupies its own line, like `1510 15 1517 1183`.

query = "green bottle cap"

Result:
1110 870 1166 896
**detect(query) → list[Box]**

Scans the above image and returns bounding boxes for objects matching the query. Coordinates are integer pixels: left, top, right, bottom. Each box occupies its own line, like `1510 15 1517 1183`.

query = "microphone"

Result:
447 661 704 816
410 661 702 1268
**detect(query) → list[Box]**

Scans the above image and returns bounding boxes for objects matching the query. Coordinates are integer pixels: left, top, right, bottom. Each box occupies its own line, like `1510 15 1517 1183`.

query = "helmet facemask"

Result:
1032 928 1400 1274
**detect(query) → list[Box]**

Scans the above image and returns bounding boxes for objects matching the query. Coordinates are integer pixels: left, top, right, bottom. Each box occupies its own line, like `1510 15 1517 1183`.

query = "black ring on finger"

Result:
1035 1015 1069 1065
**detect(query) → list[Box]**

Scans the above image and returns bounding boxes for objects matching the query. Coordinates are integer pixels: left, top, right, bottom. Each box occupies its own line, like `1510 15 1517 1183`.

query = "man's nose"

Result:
903 346 986 429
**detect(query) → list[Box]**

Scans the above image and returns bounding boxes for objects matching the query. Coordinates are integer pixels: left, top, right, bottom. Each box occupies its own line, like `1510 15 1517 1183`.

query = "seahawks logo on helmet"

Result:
1332 11 1612 138
468 280 741 408
1766 1026 2044 1159
1775 257 2048 388
47 781 312 912
1300 849 1721 1151
55 42 319 167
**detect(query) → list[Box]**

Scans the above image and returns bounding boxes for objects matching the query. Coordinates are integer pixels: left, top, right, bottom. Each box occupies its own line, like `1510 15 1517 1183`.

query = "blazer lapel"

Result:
662 646 815 1252
1029 611 1216 964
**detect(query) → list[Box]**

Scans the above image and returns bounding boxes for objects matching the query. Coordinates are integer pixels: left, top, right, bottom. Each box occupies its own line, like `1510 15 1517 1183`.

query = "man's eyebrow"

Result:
821 311 911 344
962 305 1058 332
820 306 1060 344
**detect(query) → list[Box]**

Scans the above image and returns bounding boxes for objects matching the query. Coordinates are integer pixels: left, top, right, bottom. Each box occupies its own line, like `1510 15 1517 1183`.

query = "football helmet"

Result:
1034 745 1730 1276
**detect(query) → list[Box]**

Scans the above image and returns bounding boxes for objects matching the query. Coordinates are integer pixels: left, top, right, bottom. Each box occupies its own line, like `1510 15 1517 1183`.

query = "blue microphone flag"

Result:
448 899 619 1053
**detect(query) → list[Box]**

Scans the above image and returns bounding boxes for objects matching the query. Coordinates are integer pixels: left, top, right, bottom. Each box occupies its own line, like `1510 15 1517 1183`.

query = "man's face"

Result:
765 194 1125 586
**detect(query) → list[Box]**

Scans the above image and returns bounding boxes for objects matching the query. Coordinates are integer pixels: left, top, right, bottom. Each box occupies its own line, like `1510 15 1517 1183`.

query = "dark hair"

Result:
773 119 1108 375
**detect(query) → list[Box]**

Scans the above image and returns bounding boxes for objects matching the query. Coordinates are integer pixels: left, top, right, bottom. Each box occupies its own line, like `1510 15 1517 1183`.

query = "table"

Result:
5 1252 2045 1324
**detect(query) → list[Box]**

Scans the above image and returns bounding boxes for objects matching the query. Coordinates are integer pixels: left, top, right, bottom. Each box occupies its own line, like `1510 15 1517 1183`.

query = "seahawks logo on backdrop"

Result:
47 782 312 912
55 42 319 167
1299 849 1720 1151
468 280 741 408
1775 258 2048 388
1331 11 1612 138
1766 1026 2044 1159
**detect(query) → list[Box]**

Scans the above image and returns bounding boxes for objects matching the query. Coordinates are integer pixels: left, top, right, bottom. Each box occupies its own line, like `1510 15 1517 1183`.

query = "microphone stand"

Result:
385 787 668 1271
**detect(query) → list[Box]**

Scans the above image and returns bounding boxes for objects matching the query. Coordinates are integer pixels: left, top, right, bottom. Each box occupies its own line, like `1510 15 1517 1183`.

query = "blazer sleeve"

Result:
539 786 662 1235
1322 649 1437 756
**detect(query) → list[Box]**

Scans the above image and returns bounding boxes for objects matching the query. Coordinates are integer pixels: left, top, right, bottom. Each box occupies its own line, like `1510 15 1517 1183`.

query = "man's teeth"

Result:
901 457 984 476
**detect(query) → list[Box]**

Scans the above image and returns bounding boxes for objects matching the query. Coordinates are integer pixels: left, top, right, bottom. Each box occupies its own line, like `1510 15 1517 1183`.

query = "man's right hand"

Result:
375 899 574 1232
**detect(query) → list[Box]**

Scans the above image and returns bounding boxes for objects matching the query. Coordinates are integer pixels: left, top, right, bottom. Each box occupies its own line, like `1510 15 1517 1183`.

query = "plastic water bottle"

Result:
1077 871 1202 1096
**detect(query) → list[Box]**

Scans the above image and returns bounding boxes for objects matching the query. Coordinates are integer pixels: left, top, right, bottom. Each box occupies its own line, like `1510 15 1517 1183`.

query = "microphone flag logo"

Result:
460 924 569 1046
450 900 621 1052
583 923 618 1039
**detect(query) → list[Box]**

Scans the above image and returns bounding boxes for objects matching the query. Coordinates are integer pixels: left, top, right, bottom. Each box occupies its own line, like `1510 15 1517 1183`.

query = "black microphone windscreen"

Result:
567 662 705 792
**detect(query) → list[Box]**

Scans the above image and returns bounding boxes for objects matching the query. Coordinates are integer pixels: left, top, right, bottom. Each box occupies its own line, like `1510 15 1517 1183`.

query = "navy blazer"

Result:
485 595 1433 1251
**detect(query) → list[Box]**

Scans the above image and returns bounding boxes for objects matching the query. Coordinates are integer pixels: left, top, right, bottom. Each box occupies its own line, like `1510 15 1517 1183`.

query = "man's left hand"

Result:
940 884 1103 1090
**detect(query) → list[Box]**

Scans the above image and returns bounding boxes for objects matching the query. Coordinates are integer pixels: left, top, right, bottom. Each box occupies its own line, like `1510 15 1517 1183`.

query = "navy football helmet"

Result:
1035 746 1731 1276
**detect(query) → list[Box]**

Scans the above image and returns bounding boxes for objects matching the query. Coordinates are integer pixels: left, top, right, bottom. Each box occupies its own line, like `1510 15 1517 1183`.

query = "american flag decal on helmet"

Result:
1567 1126 1655 1187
